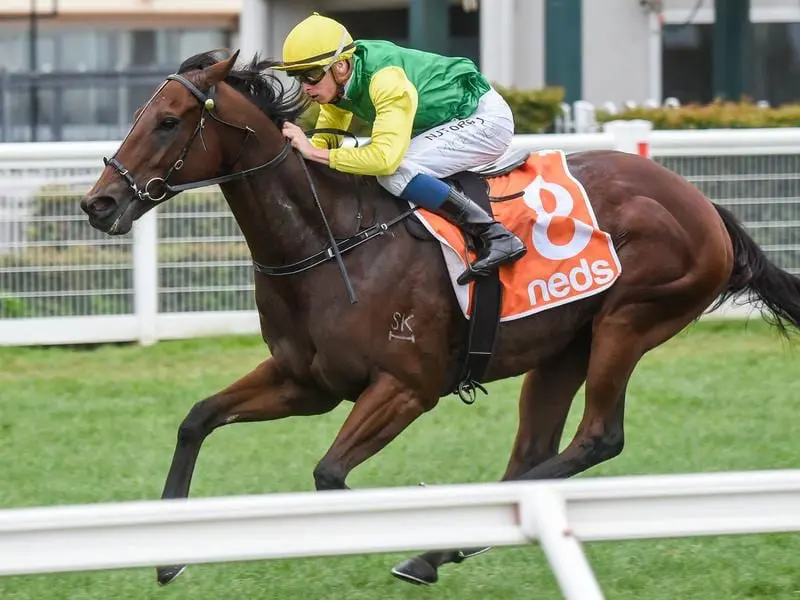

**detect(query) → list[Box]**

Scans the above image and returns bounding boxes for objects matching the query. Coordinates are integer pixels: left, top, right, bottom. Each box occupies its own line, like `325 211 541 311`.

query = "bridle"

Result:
101 69 416 305
102 73 292 205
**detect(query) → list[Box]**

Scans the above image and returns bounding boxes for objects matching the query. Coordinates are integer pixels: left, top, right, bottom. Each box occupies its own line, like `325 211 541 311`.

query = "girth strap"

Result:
253 207 416 276
446 171 503 405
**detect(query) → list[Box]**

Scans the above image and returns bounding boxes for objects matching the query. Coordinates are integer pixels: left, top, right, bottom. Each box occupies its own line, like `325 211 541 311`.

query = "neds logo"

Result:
522 174 615 306
527 258 616 305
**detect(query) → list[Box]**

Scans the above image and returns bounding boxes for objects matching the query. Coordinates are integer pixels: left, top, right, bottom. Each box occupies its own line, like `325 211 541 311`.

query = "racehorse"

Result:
80 50 800 586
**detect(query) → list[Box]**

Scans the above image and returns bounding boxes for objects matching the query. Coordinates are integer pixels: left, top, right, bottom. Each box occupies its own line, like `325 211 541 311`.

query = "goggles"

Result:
287 66 329 85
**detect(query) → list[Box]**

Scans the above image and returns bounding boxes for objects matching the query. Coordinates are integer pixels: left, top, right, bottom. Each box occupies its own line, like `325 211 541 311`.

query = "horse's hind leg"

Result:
391 330 592 585
515 297 709 483
501 327 592 480
156 357 339 586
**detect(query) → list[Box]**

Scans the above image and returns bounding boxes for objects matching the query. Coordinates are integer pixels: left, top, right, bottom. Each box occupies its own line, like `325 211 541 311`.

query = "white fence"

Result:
2 470 800 599
4 124 800 345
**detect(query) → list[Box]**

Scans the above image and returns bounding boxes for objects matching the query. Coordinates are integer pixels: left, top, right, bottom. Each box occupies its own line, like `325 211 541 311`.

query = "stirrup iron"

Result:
456 378 487 405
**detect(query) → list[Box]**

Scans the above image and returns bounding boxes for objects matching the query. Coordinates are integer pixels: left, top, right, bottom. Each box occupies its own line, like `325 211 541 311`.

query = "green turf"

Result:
1 319 799 599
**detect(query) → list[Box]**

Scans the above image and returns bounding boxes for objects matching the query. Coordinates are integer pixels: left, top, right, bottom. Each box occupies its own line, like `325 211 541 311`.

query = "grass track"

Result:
1 319 799 599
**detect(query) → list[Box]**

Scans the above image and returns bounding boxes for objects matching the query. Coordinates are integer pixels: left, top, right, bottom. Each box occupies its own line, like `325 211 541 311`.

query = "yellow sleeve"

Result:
310 104 354 149
328 66 418 176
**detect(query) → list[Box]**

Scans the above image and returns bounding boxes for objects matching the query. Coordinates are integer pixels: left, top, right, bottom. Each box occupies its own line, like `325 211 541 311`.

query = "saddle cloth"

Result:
415 149 622 321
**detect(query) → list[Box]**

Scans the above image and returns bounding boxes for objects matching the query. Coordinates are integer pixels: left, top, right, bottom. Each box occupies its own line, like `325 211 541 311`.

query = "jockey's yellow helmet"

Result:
274 13 356 71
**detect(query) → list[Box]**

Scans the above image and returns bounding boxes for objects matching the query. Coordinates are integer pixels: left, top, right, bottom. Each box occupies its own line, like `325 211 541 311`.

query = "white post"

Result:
480 0 514 87
522 487 605 600
573 100 598 133
604 119 653 158
238 0 269 60
498 0 515 86
647 12 663 104
133 210 158 346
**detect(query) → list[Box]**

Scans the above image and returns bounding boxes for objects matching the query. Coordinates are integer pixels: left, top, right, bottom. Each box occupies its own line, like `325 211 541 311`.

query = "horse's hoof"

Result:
390 556 438 585
156 565 187 586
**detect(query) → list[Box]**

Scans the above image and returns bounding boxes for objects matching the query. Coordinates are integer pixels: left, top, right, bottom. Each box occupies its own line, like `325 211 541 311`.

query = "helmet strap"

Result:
326 28 350 68
331 59 352 102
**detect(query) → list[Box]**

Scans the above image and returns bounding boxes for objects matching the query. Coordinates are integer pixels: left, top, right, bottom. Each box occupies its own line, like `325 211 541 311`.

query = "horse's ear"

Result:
202 49 240 88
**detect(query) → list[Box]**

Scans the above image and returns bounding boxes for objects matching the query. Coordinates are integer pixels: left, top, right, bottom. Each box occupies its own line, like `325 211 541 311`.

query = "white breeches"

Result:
377 87 515 196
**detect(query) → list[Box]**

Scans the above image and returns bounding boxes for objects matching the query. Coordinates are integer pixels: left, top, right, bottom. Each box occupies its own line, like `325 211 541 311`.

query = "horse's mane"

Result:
177 50 310 125
176 50 383 194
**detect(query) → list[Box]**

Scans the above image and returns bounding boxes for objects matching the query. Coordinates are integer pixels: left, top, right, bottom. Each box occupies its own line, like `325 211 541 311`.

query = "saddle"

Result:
400 147 531 403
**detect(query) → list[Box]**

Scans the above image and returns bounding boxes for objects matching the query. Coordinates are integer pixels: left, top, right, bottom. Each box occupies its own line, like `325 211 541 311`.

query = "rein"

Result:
250 127 417 301
102 73 415 303
251 127 415 278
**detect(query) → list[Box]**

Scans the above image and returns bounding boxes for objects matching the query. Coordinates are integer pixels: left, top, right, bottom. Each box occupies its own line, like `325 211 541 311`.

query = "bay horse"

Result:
81 50 800 586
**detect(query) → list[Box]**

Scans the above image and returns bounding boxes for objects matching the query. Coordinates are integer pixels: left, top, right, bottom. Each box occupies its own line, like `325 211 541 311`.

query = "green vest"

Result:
334 40 491 136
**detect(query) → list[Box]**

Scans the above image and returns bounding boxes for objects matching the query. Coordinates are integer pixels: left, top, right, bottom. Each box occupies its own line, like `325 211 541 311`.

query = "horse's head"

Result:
81 51 246 235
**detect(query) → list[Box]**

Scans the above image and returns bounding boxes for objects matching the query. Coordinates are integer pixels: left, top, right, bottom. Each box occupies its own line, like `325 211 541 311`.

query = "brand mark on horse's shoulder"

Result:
389 311 415 343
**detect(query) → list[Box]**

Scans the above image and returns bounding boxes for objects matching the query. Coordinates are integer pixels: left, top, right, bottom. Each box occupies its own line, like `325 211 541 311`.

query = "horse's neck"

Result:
218 143 370 269
217 145 325 266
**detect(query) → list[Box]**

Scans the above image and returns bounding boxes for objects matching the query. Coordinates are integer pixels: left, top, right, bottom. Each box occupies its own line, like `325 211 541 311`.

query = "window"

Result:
661 23 713 103
176 29 229 61
752 22 800 106
0 26 231 141
328 6 479 62
0 26 230 71
328 9 408 45
449 6 479 65
131 30 158 67
0 28 26 71
0 27 55 71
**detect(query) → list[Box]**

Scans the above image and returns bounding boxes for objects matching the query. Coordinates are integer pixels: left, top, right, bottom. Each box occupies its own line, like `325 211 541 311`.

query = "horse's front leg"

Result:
157 356 339 586
312 371 431 490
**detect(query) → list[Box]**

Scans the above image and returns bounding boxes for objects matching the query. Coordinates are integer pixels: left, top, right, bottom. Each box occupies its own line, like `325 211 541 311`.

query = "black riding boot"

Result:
436 186 526 284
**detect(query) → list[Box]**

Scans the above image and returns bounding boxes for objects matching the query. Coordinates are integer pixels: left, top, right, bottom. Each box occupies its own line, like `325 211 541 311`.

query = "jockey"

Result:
274 13 526 284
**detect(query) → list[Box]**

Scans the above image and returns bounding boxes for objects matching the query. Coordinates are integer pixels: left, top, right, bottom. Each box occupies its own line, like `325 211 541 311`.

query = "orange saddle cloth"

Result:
414 149 622 321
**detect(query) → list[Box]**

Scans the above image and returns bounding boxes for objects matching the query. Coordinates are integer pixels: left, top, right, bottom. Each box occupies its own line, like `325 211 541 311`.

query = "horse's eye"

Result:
158 117 180 131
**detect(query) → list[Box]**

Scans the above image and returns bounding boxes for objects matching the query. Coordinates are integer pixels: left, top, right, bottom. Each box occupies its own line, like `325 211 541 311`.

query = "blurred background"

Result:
0 0 794 142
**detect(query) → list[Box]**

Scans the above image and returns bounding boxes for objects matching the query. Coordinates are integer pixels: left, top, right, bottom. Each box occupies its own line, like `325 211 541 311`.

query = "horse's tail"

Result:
712 202 800 337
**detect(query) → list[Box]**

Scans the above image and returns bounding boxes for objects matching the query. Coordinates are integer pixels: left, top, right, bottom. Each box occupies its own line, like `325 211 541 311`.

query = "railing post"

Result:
521 486 605 600
573 101 598 134
604 119 653 158
133 209 158 346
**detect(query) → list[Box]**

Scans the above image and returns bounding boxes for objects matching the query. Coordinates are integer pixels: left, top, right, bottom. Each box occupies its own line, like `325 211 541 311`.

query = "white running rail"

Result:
5 122 796 346
2 470 800 599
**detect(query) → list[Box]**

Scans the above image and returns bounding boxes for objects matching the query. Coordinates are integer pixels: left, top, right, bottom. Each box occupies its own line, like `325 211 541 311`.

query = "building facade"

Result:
0 0 797 142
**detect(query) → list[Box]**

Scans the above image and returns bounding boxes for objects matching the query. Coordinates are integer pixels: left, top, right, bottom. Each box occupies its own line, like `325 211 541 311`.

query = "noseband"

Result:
102 73 291 204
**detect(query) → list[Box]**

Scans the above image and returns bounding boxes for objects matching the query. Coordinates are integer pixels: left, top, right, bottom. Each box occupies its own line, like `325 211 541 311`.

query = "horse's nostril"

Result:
82 195 116 216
